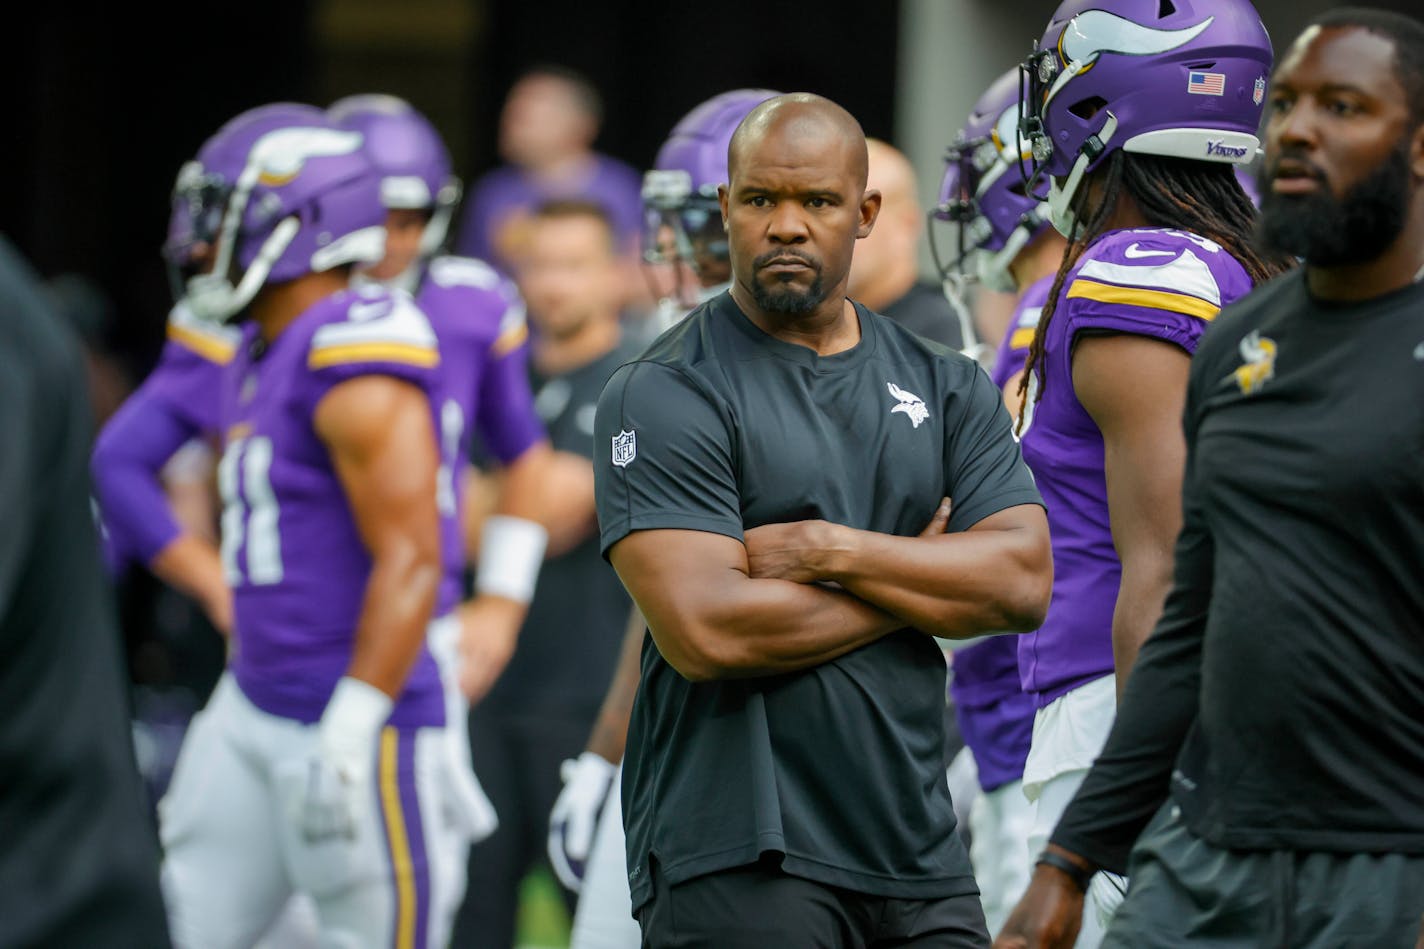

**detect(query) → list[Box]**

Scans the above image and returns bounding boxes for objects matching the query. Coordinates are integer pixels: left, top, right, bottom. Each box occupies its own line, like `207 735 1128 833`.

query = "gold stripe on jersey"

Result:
491 322 529 357
167 323 238 364
307 342 440 370
1066 280 1220 322
1010 328 1037 350
379 728 416 949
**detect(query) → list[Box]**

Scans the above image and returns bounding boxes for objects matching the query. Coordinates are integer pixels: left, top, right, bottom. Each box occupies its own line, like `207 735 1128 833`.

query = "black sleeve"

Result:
0 271 39 611
942 364 1044 533
595 361 742 557
1048 355 1215 873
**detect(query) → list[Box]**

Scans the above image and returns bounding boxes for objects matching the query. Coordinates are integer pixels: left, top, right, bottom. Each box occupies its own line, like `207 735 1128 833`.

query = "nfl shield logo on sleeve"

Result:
1254 77 1266 105
612 430 637 468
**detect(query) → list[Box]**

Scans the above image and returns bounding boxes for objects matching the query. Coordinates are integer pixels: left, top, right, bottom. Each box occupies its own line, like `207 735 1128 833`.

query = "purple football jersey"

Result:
220 286 445 727
1017 227 1254 705
948 276 1054 791
417 255 546 615
989 275 1053 391
454 155 643 273
91 303 237 566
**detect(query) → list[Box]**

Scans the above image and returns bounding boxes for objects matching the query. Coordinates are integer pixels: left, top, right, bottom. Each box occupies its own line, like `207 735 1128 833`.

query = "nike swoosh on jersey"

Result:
1123 243 1178 259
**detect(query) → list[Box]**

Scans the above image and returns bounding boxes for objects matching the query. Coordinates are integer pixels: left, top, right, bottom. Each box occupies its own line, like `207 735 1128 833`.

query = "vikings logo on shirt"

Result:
886 382 929 429
1233 330 1277 395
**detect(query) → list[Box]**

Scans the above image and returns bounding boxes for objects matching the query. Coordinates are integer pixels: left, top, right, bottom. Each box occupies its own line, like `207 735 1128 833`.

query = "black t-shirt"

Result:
880 281 965 351
0 237 170 946
594 291 1042 910
485 340 638 716
1054 269 1424 872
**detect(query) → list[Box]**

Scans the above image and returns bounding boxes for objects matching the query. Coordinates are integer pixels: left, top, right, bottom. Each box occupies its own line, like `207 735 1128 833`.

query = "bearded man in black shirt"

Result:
595 93 1051 948
997 9 1424 948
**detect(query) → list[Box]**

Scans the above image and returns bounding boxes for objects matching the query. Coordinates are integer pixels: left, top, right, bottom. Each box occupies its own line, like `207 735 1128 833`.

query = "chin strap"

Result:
1047 113 1120 237
185 216 301 323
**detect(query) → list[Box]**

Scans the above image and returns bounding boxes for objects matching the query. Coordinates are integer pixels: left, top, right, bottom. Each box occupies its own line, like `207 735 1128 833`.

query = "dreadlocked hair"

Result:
1014 152 1296 433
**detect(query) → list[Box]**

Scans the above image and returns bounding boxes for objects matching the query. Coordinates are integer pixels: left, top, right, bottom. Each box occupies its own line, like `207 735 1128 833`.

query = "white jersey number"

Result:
218 435 284 586
436 399 465 518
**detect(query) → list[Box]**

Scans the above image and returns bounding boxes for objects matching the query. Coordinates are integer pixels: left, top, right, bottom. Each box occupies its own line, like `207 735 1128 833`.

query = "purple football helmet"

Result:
642 88 780 272
1018 0 1272 235
931 68 1052 293
170 102 387 323
328 94 462 259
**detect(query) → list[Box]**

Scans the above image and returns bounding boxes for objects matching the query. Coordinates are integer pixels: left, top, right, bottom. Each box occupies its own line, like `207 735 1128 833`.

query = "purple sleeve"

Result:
146 339 228 436
991 275 1052 392
1063 293 1211 356
475 336 546 464
91 377 205 565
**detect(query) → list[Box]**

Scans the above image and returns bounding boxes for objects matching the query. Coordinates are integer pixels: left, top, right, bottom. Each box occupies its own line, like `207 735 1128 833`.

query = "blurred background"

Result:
8 1 1413 946
13 0 1406 378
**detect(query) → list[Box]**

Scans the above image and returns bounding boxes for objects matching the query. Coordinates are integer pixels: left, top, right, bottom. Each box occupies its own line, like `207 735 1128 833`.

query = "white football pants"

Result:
1021 675 1127 949
160 674 467 949
569 765 641 949
968 778 1034 936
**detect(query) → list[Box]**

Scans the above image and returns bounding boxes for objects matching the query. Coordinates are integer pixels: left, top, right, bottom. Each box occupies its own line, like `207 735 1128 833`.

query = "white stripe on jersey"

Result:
168 301 243 346
310 293 438 352
1077 248 1222 307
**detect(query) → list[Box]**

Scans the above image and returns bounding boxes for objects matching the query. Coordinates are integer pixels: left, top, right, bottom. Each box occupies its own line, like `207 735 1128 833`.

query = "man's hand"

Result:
743 519 836 583
993 859 1089 949
150 533 233 636
547 751 617 892
302 677 391 843
457 595 525 704
743 498 951 584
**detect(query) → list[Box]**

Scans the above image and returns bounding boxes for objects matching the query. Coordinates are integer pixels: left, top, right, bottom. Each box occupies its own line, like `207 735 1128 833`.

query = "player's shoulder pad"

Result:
307 285 439 370
425 255 504 293
424 255 528 356
166 300 242 364
1070 227 1229 320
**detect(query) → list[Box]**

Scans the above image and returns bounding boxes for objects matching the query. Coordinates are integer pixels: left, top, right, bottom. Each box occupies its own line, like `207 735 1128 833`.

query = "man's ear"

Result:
857 189 883 239
718 183 730 231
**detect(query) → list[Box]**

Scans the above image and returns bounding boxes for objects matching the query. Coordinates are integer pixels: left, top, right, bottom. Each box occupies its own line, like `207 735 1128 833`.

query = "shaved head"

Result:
728 93 869 191
719 92 881 325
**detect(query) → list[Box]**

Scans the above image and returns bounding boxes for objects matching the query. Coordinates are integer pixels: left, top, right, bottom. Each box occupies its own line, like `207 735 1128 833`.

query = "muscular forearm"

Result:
651 577 901 680
819 512 1050 638
493 441 551 523
150 534 230 633
1110 557 1175 700
1050 513 1212 873
584 606 647 763
1048 611 1203 873
347 547 442 697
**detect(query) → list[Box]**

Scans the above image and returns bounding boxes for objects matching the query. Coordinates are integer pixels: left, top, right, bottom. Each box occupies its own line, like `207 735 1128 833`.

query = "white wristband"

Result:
475 515 549 604
321 676 394 742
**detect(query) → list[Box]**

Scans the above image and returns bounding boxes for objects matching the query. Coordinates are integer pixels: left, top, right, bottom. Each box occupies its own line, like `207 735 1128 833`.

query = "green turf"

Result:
515 865 572 949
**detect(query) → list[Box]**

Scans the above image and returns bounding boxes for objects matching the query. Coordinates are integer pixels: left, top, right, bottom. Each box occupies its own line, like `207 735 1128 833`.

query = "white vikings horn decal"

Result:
250 128 365 182
1061 10 1214 63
